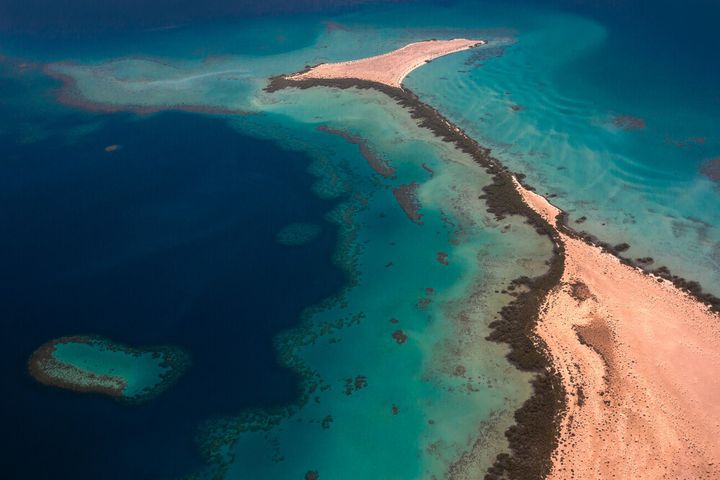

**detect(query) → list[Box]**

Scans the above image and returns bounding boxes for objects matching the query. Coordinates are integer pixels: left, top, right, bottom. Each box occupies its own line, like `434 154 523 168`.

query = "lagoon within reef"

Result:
3 1 720 479
28 335 190 403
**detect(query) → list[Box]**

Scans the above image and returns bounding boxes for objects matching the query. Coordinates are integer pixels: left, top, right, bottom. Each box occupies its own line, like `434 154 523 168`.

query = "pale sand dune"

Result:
515 179 720 479
288 38 484 87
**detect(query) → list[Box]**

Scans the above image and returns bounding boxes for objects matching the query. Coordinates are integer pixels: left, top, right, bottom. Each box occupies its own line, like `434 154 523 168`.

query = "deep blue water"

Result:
551 0 720 114
0 89 345 477
0 0 408 37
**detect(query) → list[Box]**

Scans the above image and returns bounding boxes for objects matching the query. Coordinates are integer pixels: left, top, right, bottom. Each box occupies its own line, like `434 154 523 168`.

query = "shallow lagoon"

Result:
29 335 188 401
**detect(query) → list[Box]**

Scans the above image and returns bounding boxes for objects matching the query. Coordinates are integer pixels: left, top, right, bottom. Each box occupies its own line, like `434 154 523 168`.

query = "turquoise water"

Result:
3 0 718 478
50 337 183 399
4 107 350 478
193 89 551 478
405 4 720 295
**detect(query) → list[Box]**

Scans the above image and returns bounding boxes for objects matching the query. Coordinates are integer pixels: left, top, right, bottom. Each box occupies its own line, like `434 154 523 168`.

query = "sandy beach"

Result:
288 38 484 88
515 179 720 479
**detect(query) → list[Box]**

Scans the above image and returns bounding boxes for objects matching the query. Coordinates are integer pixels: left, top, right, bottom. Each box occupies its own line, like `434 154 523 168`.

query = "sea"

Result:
1 1 718 478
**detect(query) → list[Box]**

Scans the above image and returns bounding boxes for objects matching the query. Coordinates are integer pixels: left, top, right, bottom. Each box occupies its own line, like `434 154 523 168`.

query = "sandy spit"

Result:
288 38 484 88
273 38 720 477
515 179 720 480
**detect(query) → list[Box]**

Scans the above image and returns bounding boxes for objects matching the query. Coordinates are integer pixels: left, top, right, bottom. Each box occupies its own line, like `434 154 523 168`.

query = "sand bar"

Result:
515 179 720 479
288 38 484 88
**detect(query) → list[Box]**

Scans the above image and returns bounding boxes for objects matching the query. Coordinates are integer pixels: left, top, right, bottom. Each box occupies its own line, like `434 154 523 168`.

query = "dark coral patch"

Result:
612 114 646 130
613 242 630 253
317 124 396 178
700 157 720 182
264 74 571 480
321 415 333 429
436 251 449 265
392 182 423 224
463 45 507 67
391 330 408 344
343 375 368 395
636 257 654 266
27 335 189 404
665 135 707 149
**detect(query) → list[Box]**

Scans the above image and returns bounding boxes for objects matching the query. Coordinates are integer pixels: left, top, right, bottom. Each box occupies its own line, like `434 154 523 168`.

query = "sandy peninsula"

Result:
270 40 720 478
288 38 484 88
515 179 720 479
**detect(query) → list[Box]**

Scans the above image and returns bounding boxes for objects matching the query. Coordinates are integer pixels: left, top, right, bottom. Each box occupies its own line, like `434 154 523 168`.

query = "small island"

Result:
28 335 189 404
288 38 484 88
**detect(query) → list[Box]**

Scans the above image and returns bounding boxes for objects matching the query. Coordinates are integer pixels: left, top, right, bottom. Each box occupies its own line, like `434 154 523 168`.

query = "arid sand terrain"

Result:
288 38 484 87
516 179 720 480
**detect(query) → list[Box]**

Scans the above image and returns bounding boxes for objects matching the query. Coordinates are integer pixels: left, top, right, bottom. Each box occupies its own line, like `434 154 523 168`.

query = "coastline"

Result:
266 75 565 479
266 47 720 478
514 181 720 478
288 39 485 88
28 336 127 398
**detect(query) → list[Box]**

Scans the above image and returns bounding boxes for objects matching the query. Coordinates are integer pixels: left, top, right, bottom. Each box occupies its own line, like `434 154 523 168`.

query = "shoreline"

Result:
26 37 720 476
288 39 485 88
267 53 720 477
514 181 720 478
267 75 565 479
28 335 126 398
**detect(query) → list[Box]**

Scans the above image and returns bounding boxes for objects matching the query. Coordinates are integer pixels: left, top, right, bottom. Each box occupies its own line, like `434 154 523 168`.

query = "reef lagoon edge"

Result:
266 55 720 477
